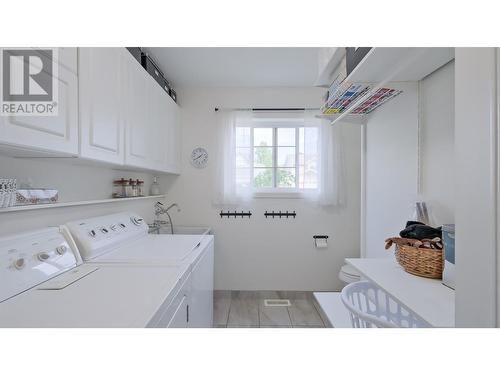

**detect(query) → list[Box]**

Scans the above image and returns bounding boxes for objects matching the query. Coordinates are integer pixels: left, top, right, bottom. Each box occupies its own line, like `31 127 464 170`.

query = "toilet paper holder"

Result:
313 235 329 247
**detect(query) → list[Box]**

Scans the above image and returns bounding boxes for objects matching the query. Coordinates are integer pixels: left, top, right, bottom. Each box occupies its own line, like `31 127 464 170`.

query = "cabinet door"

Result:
100 47 182 173
78 48 124 164
123 51 181 174
165 98 181 174
148 81 169 171
37 47 77 74
0 48 78 155
188 241 214 328
167 295 189 328
123 50 151 169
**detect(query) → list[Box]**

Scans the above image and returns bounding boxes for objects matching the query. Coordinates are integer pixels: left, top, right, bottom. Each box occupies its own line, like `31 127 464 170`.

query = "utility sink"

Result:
154 226 212 236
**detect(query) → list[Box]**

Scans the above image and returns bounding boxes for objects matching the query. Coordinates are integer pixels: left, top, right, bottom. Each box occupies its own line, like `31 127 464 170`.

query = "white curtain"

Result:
213 110 253 206
304 110 346 208
213 109 345 208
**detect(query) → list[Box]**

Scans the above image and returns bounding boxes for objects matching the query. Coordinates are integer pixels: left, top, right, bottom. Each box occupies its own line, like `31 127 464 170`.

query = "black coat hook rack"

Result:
264 210 296 219
220 210 252 218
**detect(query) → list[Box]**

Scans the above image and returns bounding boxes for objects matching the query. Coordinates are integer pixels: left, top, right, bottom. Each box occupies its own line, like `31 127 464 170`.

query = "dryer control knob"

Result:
37 252 50 262
56 245 67 255
131 217 144 226
14 258 25 270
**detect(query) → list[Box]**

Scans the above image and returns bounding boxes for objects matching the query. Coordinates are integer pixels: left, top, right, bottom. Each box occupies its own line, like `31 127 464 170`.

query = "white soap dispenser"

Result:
150 176 161 196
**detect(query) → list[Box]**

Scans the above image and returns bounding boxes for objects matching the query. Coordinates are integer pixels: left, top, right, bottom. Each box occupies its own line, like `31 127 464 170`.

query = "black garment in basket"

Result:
400 221 442 240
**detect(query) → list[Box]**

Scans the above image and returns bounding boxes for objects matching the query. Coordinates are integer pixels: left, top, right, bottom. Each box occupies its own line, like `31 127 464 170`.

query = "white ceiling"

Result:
143 47 319 88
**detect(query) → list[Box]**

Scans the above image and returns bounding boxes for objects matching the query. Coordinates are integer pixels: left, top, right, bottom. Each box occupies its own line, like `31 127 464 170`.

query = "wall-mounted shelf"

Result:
348 47 454 83
0 195 166 214
318 47 454 126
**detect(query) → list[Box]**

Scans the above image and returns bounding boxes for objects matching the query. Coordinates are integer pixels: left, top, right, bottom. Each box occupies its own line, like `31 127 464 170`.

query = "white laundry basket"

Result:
340 281 430 328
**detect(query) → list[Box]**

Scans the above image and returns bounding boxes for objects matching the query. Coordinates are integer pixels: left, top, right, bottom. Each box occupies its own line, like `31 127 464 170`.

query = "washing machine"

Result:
64 212 214 328
0 227 191 327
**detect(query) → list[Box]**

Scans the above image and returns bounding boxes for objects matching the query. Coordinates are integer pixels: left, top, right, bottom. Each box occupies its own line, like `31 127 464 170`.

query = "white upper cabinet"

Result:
165 97 181 174
0 48 78 155
148 81 169 172
123 49 181 174
37 47 77 75
152 83 181 174
0 47 181 173
123 51 151 169
78 48 124 165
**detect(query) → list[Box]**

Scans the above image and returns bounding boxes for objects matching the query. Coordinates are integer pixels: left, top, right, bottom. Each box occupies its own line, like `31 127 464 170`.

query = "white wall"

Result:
363 64 456 259
455 48 497 327
0 155 170 236
420 61 455 225
163 87 361 291
364 83 419 258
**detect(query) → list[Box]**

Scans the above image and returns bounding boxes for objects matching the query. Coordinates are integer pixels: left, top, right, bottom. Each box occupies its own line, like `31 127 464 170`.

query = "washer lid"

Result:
92 234 203 264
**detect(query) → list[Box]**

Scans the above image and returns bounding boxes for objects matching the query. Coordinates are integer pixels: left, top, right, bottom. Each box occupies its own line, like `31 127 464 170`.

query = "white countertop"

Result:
313 292 352 328
346 258 455 327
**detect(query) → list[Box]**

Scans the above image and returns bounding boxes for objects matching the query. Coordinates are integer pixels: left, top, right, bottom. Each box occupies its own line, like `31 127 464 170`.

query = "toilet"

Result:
339 263 361 284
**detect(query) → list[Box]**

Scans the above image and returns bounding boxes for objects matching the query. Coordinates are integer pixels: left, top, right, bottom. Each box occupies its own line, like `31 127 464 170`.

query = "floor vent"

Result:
264 299 291 307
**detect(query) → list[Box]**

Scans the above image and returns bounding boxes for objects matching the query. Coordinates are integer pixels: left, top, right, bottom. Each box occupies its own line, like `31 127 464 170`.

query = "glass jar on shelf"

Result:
124 179 132 197
150 176 160 196
136 179 145 197
129 179 137 197
113 178 126 198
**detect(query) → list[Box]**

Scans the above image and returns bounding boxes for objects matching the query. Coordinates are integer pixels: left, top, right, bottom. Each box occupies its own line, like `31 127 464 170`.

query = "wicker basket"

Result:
394 244 443 279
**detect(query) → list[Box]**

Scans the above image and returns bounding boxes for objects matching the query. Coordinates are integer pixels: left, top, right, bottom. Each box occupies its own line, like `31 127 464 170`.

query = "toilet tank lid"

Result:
341 264 361 277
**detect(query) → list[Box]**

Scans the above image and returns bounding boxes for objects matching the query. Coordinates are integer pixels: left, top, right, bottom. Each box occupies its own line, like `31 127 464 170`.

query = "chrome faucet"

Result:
152 202 181 234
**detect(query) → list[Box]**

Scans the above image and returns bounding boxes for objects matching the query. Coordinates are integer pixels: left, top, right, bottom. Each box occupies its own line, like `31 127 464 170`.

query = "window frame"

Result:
251 123 299 193
239 121 317 196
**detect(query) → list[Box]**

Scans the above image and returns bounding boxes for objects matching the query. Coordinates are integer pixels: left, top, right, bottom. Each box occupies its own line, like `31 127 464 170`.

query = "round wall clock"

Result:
190 147 208 168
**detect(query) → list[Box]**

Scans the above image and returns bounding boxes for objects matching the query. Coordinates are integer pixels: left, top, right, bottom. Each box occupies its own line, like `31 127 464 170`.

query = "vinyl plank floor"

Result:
213 290 326 328
213 290 231 327
226 325 260 328
259 304 292 327
227 291 259 327
257 291 292 327
287 295 325 327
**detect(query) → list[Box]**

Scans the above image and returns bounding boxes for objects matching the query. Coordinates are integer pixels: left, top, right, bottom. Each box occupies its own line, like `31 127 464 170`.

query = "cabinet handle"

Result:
186 304 190 323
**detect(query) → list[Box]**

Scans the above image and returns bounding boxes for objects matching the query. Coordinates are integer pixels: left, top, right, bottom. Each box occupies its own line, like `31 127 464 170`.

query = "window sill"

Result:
252 191 304 199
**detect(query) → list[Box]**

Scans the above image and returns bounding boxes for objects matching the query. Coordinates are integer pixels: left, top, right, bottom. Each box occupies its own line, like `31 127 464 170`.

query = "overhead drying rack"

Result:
321 83 402 116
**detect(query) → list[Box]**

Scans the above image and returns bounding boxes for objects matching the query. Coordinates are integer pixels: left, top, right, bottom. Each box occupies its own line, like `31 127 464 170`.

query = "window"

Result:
214 110 342 207
235 120 319 192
